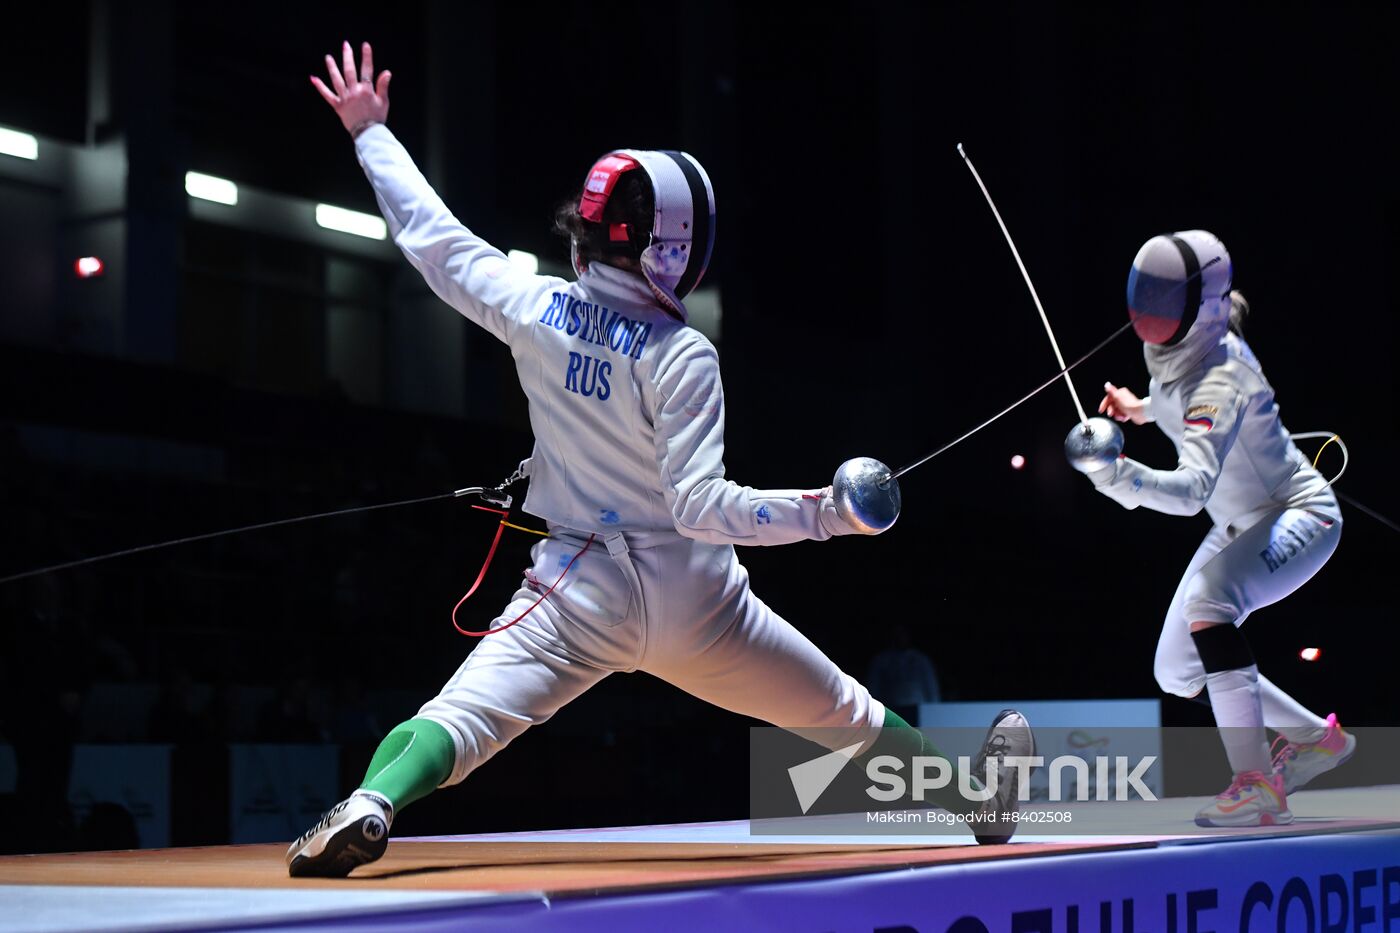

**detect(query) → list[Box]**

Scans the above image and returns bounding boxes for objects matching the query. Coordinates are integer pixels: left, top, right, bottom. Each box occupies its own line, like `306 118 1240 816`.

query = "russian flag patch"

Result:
1185 404 1218 431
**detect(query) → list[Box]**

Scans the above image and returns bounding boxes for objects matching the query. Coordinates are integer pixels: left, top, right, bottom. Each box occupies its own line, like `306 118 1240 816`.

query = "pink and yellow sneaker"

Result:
1272 713 1357 794
1194 770 1293 827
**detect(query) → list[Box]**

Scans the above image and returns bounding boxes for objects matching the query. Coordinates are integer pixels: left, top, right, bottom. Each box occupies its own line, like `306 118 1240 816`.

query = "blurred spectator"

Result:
200 677 240 743
0 576 82 853
148 670 206 743
866 622 941 725
78 801 140 851
329 675 383 744
333 546 379 629
257 675 324 743
65 574 140 683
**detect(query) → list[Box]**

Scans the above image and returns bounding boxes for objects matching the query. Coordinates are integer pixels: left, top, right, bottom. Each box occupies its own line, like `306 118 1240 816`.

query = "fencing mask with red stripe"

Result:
572 149 716 320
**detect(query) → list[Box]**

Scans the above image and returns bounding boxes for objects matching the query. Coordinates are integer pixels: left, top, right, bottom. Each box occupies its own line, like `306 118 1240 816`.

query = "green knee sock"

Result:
358 718 456 814
856 707 980 817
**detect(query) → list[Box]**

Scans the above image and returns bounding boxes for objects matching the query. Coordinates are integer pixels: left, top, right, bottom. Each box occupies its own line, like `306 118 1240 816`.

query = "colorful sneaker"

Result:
286 791 394 878
1194 770 1293 827
971 709 1036 845
1272 713 1356 794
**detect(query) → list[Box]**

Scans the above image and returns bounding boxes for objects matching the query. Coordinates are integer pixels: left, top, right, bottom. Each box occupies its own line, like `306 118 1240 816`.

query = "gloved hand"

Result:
1084 461 1120 487
1064 417 1126 477
827 454 902 536
815 486 868 537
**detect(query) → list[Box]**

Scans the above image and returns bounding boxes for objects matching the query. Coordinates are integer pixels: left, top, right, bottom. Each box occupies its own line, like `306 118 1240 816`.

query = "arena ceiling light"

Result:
507 249 539 275
0 126 38 160
74 257 105 278
315 203 387 240
185 171 238 206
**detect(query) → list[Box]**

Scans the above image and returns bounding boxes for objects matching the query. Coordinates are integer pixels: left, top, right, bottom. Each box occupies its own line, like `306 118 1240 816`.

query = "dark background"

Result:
1 1 1395 851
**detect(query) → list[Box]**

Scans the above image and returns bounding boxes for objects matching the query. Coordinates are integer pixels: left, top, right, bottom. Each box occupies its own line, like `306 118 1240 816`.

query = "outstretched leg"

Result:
645 575 1031 842
288 578 621 877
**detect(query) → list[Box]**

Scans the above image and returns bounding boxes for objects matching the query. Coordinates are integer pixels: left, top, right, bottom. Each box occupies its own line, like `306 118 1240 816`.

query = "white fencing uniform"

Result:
1089 330 1341 698
353 125 883 785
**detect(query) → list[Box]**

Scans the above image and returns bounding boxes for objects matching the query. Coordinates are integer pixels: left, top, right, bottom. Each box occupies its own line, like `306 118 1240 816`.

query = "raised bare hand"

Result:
310 40 391 137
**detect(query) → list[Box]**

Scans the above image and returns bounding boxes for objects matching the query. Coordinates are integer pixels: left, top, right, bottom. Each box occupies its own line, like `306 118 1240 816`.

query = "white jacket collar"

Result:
578 262 687 323
1145 317 1228 384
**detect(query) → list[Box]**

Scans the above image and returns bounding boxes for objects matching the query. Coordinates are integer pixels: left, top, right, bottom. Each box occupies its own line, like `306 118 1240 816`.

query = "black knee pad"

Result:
1190 624 1255 673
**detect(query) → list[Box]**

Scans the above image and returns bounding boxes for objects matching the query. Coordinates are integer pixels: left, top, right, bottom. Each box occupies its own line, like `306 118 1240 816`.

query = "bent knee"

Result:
1153 648 1203 698
1154 664 1202 699
1181 597 1239 628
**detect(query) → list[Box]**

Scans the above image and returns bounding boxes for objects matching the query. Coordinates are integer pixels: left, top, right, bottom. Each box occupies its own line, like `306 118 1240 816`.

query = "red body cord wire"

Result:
451 505 596 637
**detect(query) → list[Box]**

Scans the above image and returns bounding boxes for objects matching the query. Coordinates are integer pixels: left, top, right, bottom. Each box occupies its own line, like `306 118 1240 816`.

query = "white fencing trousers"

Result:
1153 498 1342 700
417 527 885 787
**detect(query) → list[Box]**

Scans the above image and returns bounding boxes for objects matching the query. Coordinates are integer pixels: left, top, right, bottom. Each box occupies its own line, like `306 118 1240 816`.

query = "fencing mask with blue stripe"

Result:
1127 230 1233 345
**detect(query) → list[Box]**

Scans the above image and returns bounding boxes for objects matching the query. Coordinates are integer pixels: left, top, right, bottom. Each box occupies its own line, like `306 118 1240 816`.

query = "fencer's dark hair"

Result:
1227 290 1250 336
552 170 655 269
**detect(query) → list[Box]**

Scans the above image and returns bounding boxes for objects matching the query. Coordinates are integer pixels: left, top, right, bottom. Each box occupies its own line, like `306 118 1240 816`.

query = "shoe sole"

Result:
287 815 390 878
975 708 1035 846
1194 808 1295 828
1283 735 1357 795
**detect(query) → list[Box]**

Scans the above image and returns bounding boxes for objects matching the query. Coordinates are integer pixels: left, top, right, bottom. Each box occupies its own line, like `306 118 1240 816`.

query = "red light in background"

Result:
74 256 105 278
1010 454 1026 470
1299 647 1321 662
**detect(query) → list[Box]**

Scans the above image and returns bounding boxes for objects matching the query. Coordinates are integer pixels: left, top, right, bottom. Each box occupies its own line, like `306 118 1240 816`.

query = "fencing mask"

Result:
573 149 716 320
1127 230 1233 345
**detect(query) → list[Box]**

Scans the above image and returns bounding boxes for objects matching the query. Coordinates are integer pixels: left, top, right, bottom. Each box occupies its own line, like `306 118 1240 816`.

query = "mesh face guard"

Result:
573 149 716 321
1127 230 1232 345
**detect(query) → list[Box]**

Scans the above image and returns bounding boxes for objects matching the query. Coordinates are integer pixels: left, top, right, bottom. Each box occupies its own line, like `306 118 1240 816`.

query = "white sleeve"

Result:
1087 378 1245 516
352 123 560 343
652 339 857 545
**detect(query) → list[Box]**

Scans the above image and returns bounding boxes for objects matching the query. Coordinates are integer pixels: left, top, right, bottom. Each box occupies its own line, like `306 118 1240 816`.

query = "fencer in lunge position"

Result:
1072 229 1354 827
287 42 1033 876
